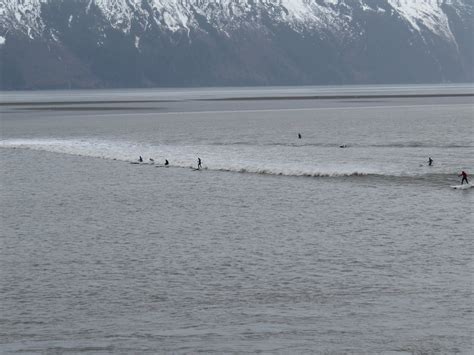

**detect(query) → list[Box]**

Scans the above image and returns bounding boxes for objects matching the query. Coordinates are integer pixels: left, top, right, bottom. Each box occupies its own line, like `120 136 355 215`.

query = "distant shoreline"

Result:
0 100 177 106
1 92 473 106
203 93 474 101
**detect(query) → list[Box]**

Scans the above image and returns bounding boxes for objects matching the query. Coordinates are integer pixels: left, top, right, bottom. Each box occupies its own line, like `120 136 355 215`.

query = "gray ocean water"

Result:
1 85 473 354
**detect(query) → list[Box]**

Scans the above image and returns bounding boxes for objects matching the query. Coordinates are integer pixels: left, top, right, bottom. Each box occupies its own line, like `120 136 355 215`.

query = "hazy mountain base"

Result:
0 1 472 89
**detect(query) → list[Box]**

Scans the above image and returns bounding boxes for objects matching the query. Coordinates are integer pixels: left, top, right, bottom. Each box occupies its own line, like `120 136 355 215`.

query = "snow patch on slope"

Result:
0 0 464 44
0 0 45 37
94 0 145 32
274 0 346 33
387 0 456 41
152 1 192 33
93 0 345 34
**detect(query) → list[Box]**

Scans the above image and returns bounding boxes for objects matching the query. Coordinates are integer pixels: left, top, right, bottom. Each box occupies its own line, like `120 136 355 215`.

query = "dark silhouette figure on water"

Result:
459 171 469 185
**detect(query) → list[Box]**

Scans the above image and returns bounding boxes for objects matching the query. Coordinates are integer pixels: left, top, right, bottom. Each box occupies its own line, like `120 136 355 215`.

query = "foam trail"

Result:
0 138 462 179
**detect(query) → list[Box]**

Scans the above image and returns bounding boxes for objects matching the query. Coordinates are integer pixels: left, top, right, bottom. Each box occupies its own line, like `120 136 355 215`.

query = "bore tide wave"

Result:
0 138 466 181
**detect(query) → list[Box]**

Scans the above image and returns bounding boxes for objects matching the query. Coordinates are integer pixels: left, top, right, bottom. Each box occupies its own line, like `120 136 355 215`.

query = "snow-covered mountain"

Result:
0 0 472 89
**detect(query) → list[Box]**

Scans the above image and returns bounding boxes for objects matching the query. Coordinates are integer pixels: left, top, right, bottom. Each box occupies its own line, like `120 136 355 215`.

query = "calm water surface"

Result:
1 85 473 353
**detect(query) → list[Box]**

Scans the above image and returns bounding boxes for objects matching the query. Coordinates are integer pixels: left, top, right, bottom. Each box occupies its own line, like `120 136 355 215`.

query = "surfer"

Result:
428 157 433 166
459 171 469 185
139 156 143 162
149 158 154 163
164 159 169 166
197 157 202 170
298 133 302 139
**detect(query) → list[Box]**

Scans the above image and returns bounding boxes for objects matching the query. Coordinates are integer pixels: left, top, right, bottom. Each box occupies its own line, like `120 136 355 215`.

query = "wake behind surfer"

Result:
459 171 469 185
197 157 202 170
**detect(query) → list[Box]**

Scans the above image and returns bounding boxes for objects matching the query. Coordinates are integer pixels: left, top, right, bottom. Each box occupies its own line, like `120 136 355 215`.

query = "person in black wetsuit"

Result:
164 159 169 166
197 157 202 170
139 156 143 162
428 157 433 166
298 133 302 139
459 171 469 185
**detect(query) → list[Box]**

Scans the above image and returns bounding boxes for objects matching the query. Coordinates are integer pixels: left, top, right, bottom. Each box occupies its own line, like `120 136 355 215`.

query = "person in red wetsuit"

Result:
459 171 469 185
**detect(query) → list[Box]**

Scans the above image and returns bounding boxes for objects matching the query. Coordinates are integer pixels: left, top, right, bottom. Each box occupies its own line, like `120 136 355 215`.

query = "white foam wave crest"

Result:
0 138 395 178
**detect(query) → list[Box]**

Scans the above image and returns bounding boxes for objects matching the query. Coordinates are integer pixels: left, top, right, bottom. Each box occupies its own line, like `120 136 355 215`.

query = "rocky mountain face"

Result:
0 0 472 89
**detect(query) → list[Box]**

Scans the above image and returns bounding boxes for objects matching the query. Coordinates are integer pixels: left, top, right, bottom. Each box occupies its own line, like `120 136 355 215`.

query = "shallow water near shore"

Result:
1 85 473 353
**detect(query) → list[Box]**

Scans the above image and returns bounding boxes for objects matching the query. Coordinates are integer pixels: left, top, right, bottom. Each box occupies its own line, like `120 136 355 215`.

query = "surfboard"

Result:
131 161 154 165
450 184 472 190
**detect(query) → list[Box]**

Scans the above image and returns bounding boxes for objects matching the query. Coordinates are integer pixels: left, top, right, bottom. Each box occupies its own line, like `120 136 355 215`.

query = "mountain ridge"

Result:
0 0 472 89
